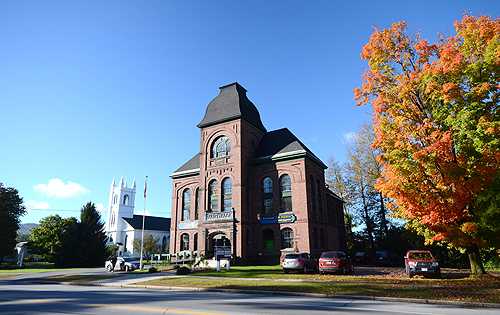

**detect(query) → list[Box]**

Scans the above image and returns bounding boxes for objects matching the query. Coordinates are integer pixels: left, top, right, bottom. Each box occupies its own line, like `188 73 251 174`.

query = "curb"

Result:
43 280 500 309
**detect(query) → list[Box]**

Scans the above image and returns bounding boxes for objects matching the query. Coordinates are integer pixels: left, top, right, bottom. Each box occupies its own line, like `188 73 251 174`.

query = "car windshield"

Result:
321 253 339 259
409 252 433 260
122 257 136 262
285 254 300 259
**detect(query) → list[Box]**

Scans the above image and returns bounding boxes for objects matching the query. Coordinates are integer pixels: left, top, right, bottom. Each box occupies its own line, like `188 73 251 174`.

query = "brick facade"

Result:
170 82 345 265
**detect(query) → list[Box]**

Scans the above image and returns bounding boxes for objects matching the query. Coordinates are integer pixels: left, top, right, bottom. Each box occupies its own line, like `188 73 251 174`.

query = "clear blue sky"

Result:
1 1 497 225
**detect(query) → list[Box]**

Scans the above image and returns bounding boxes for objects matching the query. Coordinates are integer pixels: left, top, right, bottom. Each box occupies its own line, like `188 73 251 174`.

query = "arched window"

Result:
262 177 273 214
182 189 191 221
162 236 167 253
195 188 199 220
246 178 250 216
317 179 322 216
124 235 128 253
246 229 251 251
208 180 219 212
123 194 129 205
181 233 189 251
194 233 198 251
222 178 232 212
313 228 318 249
109 235 114 243
310 176 316 214
320 229 325 250
211 136 231 158
281 228 294 249
262 229 274 250
280 174 292 213
327 202 334 225
113 194 118 204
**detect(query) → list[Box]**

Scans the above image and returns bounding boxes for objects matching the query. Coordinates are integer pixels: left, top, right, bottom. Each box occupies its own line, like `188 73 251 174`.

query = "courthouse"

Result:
170 82 345 265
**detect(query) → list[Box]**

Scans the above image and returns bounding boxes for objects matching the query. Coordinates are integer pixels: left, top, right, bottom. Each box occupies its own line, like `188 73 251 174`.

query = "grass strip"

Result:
141 277 500 304
0 274 20 279
42 274 120 283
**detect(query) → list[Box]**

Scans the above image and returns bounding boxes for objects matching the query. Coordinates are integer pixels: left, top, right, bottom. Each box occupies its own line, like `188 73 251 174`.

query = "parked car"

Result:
319 251 353 275
404 250 441 278
374 250 400 266
282 253 318 274
353 251 371 264
105 256 140 272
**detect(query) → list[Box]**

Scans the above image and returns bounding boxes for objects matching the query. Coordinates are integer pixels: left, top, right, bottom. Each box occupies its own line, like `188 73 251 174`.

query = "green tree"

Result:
0 183 27 264
354 14 500 274
325 155 356 234
133 232 162 260
29 215 77 262
56 202 108 267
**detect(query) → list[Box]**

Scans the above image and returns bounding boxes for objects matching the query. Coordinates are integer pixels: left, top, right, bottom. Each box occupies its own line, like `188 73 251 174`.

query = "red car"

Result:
404 250 441 278
319 251 353 275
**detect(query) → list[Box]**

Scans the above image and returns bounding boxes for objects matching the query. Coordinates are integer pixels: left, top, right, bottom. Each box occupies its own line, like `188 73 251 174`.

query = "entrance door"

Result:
208 233 231 258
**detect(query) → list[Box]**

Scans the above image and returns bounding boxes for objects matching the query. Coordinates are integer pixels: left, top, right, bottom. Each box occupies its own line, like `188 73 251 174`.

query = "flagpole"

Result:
140 176 147 270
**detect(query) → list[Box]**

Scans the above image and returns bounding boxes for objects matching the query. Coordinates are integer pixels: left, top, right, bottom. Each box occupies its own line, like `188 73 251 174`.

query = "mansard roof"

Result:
123 215 171 232
250 128 327 169
169 153 200 179
197 82 266 132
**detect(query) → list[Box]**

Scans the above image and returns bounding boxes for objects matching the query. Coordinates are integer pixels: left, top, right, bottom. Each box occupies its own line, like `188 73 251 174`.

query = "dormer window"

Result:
211 136 230 158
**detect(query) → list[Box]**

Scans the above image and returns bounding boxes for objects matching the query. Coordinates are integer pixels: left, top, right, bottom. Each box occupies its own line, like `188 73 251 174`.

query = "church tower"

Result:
105 176 136 244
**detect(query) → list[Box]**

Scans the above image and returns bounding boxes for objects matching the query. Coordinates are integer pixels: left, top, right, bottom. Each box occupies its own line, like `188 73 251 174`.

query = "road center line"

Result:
0 297 230 315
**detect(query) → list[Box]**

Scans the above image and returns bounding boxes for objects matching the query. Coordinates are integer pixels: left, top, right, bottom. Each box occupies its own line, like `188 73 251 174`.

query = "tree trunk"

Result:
467 243 486 275
378 192 388 238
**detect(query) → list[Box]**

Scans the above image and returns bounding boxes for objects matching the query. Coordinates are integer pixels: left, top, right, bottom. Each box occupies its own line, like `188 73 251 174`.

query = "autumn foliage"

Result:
354 13 500 272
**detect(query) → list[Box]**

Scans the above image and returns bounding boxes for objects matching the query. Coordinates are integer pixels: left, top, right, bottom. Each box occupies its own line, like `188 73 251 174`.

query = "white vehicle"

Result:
105 257 140 272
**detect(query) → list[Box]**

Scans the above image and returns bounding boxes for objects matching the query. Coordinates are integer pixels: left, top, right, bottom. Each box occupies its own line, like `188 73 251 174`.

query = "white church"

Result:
104 176 171 257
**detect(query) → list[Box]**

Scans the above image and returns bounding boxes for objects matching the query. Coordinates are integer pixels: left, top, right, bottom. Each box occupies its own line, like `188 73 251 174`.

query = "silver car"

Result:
105 257 140 272
282 253 318 274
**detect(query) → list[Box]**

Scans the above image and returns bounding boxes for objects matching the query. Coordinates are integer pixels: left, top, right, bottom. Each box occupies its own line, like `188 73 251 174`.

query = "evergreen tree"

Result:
56 202 108 267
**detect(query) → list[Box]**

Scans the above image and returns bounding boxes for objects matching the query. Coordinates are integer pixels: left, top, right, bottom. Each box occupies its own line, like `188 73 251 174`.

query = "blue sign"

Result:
259 213 296 224
179 221 198 229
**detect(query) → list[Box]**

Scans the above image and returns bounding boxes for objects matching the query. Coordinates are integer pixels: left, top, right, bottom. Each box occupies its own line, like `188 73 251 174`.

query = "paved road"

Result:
1 269 499 315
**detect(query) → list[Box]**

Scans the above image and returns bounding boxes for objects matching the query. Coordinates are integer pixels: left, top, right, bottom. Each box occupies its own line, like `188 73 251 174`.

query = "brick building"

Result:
170 82 346 265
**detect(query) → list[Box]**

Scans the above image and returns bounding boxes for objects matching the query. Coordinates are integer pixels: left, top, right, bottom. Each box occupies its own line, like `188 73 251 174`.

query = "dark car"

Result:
282 253 318 274
353 251 371 264
404 250 441 278
319 251 353 275
374 250 400 266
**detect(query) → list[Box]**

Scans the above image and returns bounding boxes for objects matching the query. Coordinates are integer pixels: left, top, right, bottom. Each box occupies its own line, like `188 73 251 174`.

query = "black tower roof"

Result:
197 82 266 132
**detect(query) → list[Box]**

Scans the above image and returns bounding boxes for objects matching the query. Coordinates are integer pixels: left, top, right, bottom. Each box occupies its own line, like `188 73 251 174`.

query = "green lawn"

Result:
139 265 500 304
0 262 97 273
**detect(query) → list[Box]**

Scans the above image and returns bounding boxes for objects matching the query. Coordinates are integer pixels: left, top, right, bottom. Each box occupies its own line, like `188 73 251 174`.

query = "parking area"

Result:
350 266 499 279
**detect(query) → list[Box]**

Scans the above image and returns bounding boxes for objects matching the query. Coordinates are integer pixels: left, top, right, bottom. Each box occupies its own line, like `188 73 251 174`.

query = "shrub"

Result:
176 266 191 275
148 267 157 273
173 264 180 270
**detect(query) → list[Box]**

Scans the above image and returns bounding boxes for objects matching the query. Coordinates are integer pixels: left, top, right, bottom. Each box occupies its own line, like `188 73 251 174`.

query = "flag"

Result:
144 176 148 198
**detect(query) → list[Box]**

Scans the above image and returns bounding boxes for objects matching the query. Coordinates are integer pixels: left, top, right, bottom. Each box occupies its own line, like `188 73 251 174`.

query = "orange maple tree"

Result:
354 13 500 274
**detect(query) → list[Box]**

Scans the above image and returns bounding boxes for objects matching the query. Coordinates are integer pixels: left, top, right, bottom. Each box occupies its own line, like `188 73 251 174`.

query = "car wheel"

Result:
408 270 414 278
341 266 346 275
125 265 130 272
284 269 289 274
303 265 307 274
349 264 354 274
